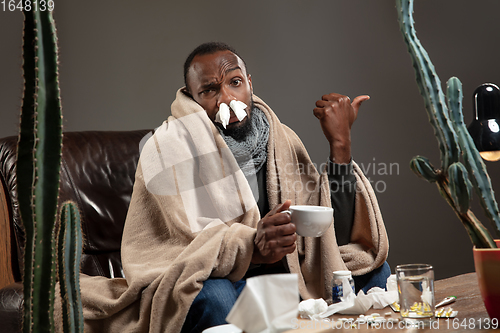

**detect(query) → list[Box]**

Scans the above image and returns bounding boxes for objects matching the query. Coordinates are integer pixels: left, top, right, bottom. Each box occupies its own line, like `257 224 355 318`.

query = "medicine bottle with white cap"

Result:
331 270 355 303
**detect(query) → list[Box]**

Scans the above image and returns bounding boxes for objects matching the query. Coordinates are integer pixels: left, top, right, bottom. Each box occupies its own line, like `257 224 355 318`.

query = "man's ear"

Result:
248 74 253 94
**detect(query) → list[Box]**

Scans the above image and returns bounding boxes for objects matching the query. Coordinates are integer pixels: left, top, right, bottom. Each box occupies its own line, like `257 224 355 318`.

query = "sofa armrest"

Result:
0 282 23 333
0 177 15 289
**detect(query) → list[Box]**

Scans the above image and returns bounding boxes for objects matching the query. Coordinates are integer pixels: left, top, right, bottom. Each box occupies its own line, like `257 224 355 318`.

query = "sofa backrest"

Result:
0 130 151 281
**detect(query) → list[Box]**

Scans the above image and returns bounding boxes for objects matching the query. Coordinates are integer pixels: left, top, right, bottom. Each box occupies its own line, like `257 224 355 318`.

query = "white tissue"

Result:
318 274 398 318
215 103 231 129
386 273 397 291
421 278 433 306
298 298 328 319
214 100 248 129
229 100 248 121
226 274 299 333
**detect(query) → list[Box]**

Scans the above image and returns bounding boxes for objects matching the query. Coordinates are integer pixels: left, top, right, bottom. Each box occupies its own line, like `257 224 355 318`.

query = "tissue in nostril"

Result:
215 100 248 128
229 100 248 121
215 103 230 129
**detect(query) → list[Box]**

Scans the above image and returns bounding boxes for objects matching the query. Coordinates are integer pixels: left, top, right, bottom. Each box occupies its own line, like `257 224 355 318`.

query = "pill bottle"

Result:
331 270 355 303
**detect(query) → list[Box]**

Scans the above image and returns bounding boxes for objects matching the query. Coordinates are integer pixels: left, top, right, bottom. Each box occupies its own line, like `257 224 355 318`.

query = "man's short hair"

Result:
183 42 247 89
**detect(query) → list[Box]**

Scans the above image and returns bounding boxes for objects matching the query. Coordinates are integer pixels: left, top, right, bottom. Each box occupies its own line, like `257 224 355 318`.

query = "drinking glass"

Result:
396 264 435 327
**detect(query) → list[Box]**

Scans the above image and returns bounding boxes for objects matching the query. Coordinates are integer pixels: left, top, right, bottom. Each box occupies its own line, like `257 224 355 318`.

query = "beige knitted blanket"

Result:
77 89 389 332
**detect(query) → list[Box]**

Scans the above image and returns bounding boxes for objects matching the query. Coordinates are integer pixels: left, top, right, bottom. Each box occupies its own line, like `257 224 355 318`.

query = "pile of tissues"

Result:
298 274 399 319
215 100 247 129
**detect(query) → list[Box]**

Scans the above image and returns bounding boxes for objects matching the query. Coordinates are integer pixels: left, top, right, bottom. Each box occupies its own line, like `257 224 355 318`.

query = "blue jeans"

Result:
181 279 247 333
181 261 391 332
353 261 391 294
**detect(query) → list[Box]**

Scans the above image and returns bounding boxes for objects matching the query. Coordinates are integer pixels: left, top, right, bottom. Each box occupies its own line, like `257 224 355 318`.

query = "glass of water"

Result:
396 264 435 327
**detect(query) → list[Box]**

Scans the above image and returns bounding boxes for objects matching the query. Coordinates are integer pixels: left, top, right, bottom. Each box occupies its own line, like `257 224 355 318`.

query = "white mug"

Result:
282 205 333 237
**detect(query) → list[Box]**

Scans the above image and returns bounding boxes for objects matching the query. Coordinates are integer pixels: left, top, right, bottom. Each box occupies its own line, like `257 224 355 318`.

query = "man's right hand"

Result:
251 200 297 264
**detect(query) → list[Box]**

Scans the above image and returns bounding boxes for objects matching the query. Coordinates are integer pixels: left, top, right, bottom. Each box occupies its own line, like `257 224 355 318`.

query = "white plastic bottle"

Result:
331 270 355 303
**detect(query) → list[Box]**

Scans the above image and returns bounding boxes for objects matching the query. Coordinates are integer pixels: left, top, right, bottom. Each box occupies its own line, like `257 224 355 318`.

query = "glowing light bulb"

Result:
479 151 500 162
488 119 500 133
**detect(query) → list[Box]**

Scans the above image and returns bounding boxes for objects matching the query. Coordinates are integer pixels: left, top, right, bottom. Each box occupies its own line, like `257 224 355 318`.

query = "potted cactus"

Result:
17 8 84 333
396 0 500 320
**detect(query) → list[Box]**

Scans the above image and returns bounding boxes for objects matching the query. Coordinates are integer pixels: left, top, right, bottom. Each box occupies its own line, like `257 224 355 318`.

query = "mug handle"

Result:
280 210 291 216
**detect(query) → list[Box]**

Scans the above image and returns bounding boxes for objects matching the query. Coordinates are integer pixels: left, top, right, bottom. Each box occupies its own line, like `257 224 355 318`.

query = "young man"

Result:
79 42 390 333
177 42 390 331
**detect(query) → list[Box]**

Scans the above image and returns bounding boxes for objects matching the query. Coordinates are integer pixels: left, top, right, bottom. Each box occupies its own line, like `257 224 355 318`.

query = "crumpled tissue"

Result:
310 274 398 318
298 298 328 319
215 100 248 129
226 273 299 333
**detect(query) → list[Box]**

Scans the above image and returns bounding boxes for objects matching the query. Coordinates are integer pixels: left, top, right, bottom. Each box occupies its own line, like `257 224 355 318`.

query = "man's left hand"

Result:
313 93 369 164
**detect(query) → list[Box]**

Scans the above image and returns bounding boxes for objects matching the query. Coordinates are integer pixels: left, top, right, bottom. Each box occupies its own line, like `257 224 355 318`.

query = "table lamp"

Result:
468 83 500 161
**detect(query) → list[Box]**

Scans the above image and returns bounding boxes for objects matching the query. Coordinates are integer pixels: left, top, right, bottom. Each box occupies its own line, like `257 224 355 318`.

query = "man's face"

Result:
186 50 253 132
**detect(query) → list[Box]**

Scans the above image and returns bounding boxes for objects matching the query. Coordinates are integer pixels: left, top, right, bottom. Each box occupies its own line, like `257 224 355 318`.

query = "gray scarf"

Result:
218 107 269 200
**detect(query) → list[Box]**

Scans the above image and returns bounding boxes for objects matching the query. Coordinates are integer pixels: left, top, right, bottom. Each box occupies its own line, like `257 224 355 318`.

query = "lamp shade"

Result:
468 83 500 161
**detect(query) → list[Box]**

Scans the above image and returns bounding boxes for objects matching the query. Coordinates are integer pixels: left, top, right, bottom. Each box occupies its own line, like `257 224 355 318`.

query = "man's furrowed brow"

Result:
201 81 218 89
226 66 242 74
200 66 242 89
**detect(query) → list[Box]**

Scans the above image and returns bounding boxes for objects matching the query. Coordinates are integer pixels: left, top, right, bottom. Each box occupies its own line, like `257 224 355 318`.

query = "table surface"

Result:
283 272 499 332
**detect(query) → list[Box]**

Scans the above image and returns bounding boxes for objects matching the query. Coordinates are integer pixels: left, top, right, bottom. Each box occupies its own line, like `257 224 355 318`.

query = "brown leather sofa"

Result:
0 129 151 332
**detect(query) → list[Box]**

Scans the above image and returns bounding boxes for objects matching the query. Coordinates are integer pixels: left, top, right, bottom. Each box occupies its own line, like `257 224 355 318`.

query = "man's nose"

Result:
217 86 235 107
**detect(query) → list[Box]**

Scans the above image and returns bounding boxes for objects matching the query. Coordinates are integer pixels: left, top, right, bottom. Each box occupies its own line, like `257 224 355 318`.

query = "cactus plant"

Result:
17 9 84 333
58 202 84 333
397 0 500 248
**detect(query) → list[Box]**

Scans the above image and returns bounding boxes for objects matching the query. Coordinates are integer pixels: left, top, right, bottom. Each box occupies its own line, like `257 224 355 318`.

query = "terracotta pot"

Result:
473 240 500 320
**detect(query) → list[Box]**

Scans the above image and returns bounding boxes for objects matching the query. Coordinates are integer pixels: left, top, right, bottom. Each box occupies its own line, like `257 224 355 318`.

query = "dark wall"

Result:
1 0 500 280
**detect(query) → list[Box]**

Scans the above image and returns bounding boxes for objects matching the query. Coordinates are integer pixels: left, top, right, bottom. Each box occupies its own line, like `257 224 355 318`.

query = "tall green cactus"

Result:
58 202 84 333
17 9 63 332
397 0 500 248
17 9 84 333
